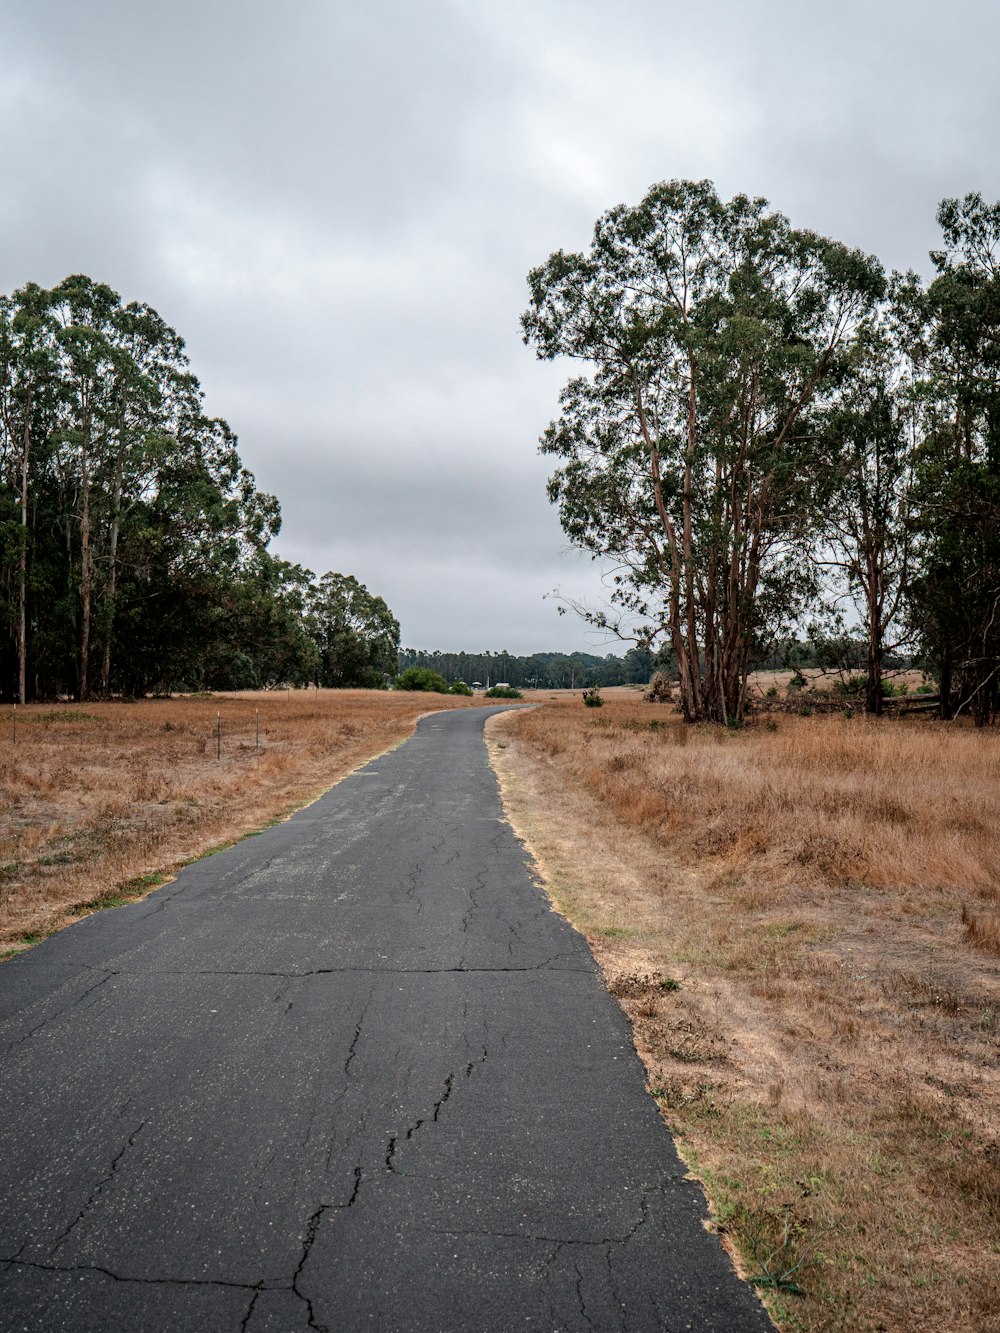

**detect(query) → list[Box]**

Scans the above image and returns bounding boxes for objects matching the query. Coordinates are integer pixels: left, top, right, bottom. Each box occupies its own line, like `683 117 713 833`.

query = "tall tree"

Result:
908 193 1000 723
0 284 59 703
814 305 918 714
48 275 121 699
306 573 400 688
0 272 321 700
522 179 885 723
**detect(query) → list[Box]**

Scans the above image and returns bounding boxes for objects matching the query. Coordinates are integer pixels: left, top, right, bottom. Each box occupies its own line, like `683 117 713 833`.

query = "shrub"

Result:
835 674 868 696
582 688 604 707
395 666 450 693
645 671 674 703
484 685 522 699
449 680 473 696
835 674 910 699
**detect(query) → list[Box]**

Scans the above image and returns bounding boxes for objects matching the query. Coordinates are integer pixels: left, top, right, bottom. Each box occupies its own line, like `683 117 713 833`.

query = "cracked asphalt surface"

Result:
0 706 773 1332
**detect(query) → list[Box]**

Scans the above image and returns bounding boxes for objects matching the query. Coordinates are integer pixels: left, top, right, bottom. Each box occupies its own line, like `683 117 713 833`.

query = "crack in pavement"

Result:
573 1256 592 1331
385 1039 490 1174
49 1121 146 1256
0 1256 274 1294
68 958 592 978
1 972 114 1061
284 1167 371 1333
239 1289 260 1333
426 1191 651 1250
290 1205 329 1332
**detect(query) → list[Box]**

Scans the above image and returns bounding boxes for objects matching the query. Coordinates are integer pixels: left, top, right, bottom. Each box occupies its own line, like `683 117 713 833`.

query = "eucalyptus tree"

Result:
522 179 885 723
95 297 195 695
908 193 1000 723
112 408 284 694
0 283 59 703
814 299 919 714
47 275 126 698
306 572 400 688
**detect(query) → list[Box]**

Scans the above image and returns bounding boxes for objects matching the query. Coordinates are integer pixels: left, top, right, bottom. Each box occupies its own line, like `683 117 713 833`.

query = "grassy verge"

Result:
0 688 485 952
488 692 1000 1333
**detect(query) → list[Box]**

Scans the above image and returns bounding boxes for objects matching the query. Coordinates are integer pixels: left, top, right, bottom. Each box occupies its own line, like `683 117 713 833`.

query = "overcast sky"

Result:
2 0 998 653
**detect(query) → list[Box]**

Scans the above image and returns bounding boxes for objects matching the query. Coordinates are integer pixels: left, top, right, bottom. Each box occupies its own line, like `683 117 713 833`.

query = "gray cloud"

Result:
2 0 996 652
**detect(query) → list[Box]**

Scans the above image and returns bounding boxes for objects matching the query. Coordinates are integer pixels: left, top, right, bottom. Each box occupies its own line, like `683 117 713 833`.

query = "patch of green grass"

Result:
762 920 805 939
597 925 632 938
70 871 168 915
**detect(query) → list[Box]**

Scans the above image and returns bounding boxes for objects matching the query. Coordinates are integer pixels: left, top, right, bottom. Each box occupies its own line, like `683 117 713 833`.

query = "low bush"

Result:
449 681 473 696
836 674 910 698
485 685 522 699
395 666 450 693
582 688 604 707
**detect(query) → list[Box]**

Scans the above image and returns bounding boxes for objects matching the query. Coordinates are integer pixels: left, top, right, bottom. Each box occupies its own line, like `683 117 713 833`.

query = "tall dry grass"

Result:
490 692 1000 1333
515 694 1000 923
0 689 482 952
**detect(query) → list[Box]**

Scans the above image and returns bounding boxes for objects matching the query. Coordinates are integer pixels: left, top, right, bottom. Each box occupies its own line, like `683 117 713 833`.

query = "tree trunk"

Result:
17 399 30 706
99 461 125 697
865 637 883 716
79 438 91 701
681 358 703 721
939 649 953 720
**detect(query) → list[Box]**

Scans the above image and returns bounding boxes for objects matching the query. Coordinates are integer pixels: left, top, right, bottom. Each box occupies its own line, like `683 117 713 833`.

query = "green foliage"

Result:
448 680 473 695
834 674 868 696
834 674 907 698
396 646 659 690
396 666 450 693
0 274 397 699
522 178 885 725
907 192 1000 724
306 572 399 689
484 684 522 699
582 687 603 707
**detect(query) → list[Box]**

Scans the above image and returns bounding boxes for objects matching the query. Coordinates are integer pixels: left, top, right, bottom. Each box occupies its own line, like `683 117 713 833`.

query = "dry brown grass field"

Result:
0 689 483 954
488 689 1000 1333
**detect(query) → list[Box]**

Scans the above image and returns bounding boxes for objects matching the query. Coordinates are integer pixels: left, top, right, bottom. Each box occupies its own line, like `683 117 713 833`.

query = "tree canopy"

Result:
524 180 1000 725
0 276 398 699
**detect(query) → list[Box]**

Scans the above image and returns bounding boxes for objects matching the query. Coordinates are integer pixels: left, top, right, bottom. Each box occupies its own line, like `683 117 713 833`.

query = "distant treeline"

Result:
399 639 914 692
0 276 399 700
396 647 666 689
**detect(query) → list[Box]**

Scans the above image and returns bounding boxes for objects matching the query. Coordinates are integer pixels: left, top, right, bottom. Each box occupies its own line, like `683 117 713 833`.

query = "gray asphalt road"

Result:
0 706 772 1332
